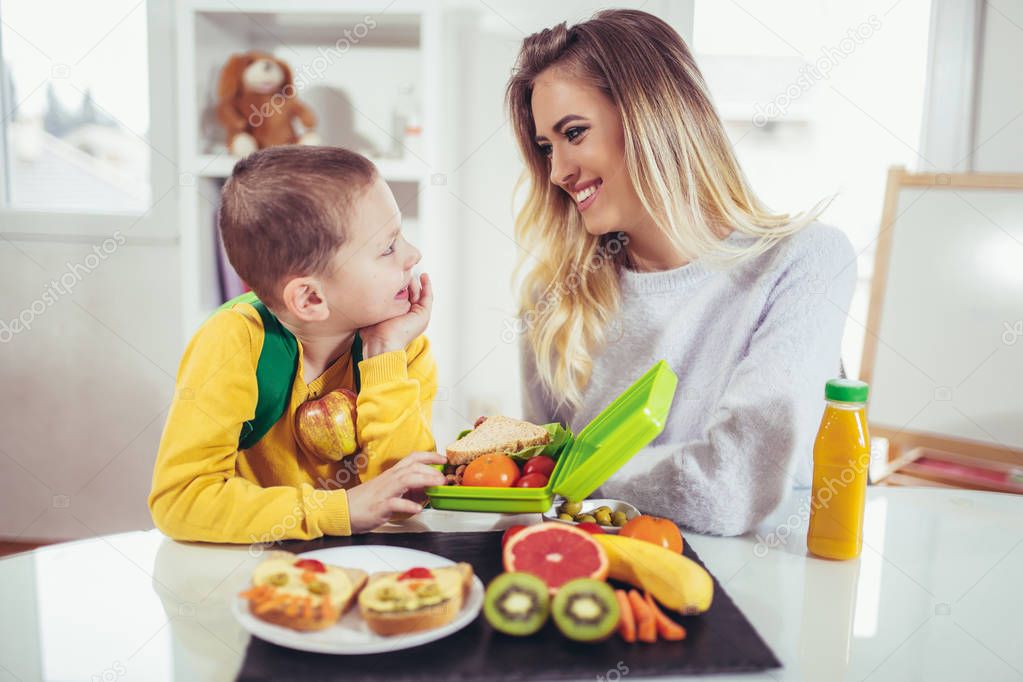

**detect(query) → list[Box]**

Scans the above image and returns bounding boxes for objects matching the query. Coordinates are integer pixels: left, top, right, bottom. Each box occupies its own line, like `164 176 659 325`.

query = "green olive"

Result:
267 572 289 587
575 514 597 524
560 501 583 516
558 513 575 521
307 580 330 595
595 506 613 516
594 510 613 526
612 511 628 527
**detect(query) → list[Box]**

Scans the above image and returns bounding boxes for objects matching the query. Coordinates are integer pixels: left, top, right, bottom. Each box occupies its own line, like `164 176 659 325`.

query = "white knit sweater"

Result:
520 223 857 536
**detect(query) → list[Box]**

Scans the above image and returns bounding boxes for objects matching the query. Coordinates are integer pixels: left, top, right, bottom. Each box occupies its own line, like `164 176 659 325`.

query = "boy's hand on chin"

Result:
360 272 433 358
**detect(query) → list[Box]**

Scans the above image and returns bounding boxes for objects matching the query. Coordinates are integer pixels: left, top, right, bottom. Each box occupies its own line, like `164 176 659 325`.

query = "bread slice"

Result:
241 551 368 631
446 416 550 466
359 563 474 636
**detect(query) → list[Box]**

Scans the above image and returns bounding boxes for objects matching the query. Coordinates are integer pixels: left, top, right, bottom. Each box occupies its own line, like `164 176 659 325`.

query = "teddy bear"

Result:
216 51 320 157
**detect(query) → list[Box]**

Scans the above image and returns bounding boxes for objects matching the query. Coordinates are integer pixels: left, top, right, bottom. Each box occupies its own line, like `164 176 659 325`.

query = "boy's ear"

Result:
280 277 330 322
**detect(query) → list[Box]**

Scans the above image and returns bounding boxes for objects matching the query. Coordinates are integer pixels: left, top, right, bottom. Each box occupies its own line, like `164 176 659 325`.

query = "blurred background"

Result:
1 0 1020 542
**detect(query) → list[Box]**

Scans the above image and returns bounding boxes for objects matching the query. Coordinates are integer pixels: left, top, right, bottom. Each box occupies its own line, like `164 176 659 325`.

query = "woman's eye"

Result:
538 143 553 158
565 126 587 142
383 241 396 256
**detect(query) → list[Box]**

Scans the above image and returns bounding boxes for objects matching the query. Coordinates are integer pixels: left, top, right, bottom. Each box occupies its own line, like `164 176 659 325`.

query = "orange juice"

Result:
807 379 871 560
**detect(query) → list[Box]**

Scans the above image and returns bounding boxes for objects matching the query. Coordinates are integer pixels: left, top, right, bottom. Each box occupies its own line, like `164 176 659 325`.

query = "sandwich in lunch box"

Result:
446 416 553 465
442 416 572 487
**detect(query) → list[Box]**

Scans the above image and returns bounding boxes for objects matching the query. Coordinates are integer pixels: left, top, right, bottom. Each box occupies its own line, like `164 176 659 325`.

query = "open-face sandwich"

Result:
358 563 474 636
240 551 368 631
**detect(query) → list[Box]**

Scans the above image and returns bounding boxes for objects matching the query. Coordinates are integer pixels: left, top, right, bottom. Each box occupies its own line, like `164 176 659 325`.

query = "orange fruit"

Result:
619 515 684 553
462 453 521 487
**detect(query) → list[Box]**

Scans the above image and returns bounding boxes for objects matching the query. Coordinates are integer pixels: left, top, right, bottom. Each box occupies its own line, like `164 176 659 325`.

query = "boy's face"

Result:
321 176 422 330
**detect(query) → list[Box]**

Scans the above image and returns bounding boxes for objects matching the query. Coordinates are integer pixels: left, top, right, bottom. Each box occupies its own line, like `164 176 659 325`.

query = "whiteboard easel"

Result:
862 167 1023 467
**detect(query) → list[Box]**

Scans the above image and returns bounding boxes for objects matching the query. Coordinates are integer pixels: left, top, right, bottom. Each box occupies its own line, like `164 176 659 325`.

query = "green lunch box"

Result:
425 360 678 513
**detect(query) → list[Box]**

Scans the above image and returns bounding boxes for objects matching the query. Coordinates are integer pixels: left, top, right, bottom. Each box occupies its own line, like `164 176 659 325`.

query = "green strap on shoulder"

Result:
216 292 362 450
351 332 363 394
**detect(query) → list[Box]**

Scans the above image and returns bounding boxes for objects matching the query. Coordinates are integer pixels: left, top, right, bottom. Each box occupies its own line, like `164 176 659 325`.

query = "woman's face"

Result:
531 67 648 237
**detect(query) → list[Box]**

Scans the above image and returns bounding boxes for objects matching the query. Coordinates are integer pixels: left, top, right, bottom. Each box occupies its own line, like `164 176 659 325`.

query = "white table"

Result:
1 488 1021 682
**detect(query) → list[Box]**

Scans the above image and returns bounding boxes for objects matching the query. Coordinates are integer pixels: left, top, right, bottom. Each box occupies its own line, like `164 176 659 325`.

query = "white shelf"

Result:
176 0 445 343
192 153 429 183
193 7 423 47
184 0 429 17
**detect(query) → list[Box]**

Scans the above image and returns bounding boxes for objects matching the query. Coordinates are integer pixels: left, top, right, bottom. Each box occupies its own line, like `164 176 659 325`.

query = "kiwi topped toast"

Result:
358 563 474 636
240 551 368 631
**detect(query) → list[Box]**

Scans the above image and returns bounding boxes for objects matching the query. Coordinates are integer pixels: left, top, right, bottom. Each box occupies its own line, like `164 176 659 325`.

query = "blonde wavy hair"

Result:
507 9 828 410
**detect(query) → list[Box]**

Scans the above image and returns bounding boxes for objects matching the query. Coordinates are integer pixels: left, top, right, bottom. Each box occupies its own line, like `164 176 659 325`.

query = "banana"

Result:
594 534 714 615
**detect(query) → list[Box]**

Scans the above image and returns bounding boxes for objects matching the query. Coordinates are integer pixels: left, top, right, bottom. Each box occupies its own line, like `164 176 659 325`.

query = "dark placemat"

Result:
235 531 780 681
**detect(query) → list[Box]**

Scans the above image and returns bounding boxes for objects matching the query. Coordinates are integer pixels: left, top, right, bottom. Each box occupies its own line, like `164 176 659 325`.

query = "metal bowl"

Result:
541 497 641 534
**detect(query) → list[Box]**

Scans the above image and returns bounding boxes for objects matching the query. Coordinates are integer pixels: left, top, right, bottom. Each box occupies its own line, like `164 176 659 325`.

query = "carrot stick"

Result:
614 590 636 643
320 596 335 621
628 590 657 643
254 595 288 614
645 591 687 641
239 584 270 600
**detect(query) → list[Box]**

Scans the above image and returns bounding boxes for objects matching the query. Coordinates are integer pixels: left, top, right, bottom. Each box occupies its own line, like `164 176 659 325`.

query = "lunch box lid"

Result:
549 360 678 502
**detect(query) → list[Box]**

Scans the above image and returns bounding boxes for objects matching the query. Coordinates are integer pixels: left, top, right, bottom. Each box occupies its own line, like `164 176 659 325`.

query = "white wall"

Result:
972 0 1023 172
0 1 180 541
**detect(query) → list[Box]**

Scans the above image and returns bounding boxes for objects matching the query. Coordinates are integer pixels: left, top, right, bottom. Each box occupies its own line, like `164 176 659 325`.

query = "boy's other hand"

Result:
347 450 446 533
360 272 434 358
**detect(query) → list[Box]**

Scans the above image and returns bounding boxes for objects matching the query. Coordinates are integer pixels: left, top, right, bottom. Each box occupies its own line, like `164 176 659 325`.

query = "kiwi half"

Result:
550 578 620 642
484 572 550 636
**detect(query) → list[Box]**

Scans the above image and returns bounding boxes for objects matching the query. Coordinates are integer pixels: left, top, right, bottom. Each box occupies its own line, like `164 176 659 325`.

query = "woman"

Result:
507 9 856 535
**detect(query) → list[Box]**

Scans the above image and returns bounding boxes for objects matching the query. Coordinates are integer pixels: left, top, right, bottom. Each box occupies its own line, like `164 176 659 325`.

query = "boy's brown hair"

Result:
218 146 377 308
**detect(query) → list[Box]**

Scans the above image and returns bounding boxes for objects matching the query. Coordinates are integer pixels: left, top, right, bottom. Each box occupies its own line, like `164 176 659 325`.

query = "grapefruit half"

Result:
502 523 609 593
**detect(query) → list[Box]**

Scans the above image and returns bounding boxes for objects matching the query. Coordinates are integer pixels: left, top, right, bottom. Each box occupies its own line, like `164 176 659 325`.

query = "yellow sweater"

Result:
148 302 437 544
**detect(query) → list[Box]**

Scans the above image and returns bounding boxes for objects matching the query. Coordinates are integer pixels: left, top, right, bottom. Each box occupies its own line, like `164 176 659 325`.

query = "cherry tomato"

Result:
575 522 606 535
398 567 434 581
293 558 326 573
501 524 527 549
513 472 549 488
522 455 556 478
463 454 521 487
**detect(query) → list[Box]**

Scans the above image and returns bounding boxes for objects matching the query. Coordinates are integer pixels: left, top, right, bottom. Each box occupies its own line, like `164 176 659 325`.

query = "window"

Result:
1 0 150 212
693 0 933 378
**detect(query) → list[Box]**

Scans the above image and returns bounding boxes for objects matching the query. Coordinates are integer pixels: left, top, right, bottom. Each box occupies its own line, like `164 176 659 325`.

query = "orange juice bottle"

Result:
807 379 871 560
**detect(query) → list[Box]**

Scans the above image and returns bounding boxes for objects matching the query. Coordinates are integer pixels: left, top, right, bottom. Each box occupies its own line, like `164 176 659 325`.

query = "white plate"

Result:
541 497 641 534
231 545 484 655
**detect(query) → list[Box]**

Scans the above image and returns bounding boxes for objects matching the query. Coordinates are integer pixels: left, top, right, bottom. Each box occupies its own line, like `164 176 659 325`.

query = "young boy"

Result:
148 146 446 544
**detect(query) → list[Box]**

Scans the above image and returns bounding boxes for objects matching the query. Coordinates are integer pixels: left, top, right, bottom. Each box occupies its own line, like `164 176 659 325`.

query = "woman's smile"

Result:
571 178 603 211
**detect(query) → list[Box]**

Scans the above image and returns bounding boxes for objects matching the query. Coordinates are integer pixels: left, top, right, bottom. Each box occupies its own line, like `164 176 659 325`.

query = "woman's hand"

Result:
360 273 434 358
346 450 446 533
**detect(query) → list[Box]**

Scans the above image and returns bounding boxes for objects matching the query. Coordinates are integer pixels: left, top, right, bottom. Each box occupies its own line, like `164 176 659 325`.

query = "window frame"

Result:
0 0 178 241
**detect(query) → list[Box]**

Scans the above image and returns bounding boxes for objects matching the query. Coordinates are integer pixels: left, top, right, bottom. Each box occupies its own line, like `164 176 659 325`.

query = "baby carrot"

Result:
628 589 657 643
614 589 636 643
645 591 687 641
